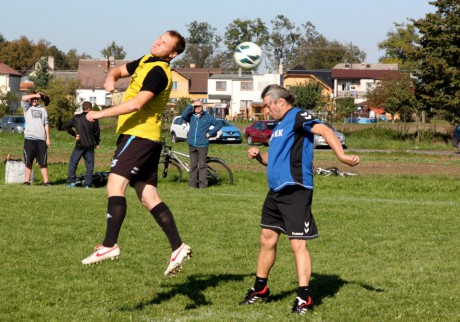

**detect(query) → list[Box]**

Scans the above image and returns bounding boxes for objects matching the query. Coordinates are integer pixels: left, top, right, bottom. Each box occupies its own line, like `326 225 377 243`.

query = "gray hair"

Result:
261 84 295 105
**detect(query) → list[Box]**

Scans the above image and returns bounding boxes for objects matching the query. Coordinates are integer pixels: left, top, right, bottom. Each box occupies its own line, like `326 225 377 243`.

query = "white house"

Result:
208 72 282 119
0 62 22 112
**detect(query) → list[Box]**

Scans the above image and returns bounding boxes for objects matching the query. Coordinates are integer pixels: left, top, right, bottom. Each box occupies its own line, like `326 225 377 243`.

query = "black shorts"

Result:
24 139 48 166
110 135 162 187
261 185 318 239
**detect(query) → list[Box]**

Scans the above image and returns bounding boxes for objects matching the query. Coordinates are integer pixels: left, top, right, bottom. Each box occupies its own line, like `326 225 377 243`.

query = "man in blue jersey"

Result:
239 84 359 315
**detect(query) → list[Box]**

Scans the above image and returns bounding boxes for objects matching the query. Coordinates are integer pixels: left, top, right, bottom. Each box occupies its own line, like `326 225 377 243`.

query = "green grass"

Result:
0 121 459 321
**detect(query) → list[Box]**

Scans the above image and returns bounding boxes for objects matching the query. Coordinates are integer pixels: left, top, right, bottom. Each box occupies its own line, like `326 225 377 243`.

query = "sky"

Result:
1 0 435 65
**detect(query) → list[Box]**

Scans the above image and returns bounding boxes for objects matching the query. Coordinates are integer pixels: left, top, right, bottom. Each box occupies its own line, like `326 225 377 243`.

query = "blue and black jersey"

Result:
267 108 322 191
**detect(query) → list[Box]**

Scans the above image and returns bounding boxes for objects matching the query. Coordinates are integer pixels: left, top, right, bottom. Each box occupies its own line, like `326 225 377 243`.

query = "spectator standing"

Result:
64 101 100 188
181 101 221 188
21 91 51 186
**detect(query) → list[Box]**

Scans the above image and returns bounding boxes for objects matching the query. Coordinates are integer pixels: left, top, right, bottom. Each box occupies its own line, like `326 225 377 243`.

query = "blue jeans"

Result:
67 147 95 187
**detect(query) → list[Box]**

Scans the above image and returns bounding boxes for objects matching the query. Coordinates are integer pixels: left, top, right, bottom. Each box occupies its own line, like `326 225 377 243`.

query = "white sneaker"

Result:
164 243 192 277
82 244 120 265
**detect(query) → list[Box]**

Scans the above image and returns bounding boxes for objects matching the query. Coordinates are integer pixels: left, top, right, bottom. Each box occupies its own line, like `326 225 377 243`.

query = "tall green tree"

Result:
101 41 126 59
378 22 419 71
173 21 222 68
291 82 327 113
288 22 366 70
44 78 80 130
367 72 417 123
29 57 52 90
265 15 301 71
409 0 460 123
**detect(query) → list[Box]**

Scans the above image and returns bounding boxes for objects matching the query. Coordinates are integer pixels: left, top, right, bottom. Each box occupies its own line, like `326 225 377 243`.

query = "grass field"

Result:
0 121 459 321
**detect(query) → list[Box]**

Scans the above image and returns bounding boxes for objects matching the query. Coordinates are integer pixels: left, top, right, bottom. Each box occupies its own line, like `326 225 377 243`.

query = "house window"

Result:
172 81 178 90
216 81 227 91
90 97 96 104
241 82 253 91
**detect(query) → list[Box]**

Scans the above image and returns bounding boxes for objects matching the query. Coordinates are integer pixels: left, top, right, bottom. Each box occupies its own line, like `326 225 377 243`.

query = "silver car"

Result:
0 116 25 133
314 123 346 148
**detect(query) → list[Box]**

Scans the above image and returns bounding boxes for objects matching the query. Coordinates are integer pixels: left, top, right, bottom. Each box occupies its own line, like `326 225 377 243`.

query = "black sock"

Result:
103 196 127 247
296 286 310 300
150 202 182 251
254 276 268 292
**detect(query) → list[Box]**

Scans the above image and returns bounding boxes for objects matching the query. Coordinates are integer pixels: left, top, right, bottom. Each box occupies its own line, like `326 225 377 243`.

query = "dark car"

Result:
0 116 25 133
245 120 278 145
452 124 460 152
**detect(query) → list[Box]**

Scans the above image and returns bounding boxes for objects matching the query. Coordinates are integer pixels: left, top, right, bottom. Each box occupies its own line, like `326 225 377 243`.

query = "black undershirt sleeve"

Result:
140 66 168 96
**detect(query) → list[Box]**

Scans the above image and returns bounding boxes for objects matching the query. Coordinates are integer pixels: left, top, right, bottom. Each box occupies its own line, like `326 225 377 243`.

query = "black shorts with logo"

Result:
261 185 318 239
24 139 48 166
110 135 162 187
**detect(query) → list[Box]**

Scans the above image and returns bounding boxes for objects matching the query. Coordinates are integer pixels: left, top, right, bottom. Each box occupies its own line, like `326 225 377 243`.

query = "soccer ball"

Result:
234 42 262 70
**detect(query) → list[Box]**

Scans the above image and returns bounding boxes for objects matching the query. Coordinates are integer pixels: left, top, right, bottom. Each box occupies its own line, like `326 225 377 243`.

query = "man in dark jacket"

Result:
64 101 100 188
181 100 221 188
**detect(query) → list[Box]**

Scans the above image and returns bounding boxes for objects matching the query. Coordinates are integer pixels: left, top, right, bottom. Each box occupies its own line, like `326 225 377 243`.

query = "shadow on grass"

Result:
120 273 251 311
269 273 384 306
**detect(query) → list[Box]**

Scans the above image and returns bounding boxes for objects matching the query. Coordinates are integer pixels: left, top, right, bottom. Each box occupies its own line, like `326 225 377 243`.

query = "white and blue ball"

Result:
234 42 262 70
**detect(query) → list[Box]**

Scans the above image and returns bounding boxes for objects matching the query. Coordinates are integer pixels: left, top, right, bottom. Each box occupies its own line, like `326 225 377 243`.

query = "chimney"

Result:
109 56 115 67
48 56 55 70
190 63 196 68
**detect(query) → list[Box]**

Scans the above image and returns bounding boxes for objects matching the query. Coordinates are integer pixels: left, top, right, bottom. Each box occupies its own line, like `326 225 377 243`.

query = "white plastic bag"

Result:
4 154 33 184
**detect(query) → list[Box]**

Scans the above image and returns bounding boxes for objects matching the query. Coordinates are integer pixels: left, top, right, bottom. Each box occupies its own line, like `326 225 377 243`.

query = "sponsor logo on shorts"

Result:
131 167 139 175
111 159 118 168
304 222 310 234
292 232 304 236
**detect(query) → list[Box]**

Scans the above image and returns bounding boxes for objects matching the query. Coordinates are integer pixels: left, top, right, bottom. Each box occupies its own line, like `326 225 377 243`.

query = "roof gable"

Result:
174 68 223 93
78 59 131 90
0 62 21 77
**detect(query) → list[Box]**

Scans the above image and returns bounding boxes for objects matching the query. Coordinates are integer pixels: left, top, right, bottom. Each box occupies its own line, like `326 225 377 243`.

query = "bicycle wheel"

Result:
206 159 234 185
158 160 183 183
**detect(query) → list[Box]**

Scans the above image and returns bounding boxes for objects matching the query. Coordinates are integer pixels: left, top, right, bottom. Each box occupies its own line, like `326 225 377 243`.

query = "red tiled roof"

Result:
78 59 131 90
0 62 21 76
332 69 400 79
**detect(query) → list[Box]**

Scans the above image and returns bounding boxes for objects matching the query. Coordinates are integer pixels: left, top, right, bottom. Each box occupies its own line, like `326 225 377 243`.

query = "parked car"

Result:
313 123 346 148
0 116 25 133
170 116 242 144
452 124 460 152
209 119 242 143
170 116 189 143
245 120 278 145
245 120 346 148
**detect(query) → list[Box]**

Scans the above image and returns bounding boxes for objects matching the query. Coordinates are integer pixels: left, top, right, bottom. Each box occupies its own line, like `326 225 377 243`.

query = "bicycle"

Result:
158 143 234 185
315 167 359 177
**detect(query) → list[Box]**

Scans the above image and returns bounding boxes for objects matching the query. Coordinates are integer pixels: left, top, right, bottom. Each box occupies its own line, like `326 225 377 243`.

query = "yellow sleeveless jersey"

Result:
116 55 171 141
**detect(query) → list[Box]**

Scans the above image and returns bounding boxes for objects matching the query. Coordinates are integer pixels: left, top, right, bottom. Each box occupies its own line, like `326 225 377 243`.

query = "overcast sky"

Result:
1 0 435 64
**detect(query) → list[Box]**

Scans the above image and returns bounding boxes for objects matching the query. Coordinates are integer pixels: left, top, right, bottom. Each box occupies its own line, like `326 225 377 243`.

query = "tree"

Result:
101 41 126 59
174 97 193 115
291 82 328 113
173 21 222 68
409 0 460 124
378 22 419 71
367 72 417 123
29 57 52 90
335 97 356 120
224 18 268 50
44 78 80 130
288 22 366 70
264 15 301 71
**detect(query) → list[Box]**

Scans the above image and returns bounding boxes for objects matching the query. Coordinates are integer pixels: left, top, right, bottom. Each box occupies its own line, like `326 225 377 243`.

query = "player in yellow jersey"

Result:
82 31 191 277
